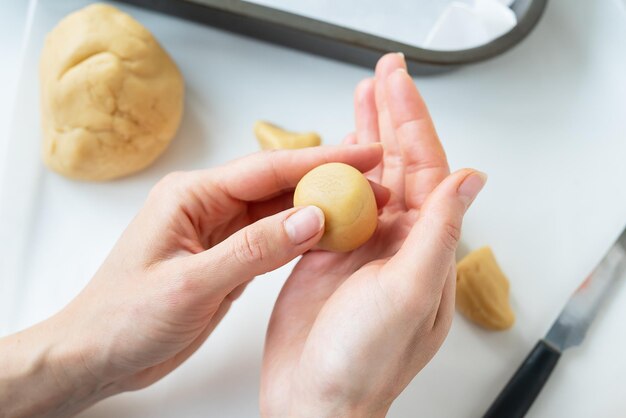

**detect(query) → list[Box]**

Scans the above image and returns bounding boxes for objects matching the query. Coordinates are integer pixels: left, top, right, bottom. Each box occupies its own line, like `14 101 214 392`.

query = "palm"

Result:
271 153 424 359
97 193 257 390
297 207 415 277
262 199 419 407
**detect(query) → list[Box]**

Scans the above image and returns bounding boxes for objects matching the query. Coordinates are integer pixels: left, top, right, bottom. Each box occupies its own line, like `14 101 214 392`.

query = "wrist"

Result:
0 313 117 417
289 404 390 418
288 395 391 418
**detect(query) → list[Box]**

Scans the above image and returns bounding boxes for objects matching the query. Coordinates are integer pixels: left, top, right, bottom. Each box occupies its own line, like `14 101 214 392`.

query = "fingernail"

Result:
388 68 409 83
396 52 407 70
458 171 487 204
285 206 325 244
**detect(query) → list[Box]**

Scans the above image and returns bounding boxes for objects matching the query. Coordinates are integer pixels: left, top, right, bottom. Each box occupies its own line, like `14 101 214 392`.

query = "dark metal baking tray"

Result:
117 0 548 74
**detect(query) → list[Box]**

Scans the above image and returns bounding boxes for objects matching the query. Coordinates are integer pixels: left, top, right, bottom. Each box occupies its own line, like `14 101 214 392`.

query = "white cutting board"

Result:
1 0 625 417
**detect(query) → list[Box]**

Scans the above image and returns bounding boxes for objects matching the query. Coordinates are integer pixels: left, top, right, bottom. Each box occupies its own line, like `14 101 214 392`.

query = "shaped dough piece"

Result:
294 162 377 252
40 3 184 180
456 246 515 330
254 121 321 150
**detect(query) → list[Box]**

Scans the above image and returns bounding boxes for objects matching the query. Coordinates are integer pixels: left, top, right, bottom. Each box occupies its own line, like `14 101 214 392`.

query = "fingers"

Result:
354 78 379 145
381 169 486 309
213 144 383 202
385 68 449 210
369 180 391 210
354 78 383 182
374 53 408 206
188 206 325 293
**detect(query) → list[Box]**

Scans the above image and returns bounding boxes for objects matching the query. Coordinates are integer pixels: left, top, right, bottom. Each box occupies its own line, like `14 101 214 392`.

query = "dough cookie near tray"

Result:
39 3 184 181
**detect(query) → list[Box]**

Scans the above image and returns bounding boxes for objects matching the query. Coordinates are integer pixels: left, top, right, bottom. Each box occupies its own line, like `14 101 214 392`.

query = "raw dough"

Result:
456 246 515 330
40 3 184 180
254 121 321 150
294 162 377 252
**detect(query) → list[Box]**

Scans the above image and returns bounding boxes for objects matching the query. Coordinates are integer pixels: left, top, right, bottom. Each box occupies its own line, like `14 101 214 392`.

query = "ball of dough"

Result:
40 3 184 180
294 163 377 252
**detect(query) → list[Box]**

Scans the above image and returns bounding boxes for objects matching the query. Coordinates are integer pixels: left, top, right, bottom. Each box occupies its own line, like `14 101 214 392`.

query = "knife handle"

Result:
483 340 561 418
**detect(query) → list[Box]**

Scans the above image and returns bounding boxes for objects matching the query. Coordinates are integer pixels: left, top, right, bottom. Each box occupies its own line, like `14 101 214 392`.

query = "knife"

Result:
483 226 626 418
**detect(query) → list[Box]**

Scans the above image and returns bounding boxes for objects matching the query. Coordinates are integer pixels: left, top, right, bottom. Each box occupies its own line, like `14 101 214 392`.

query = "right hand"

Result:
0 143 386 418
260 53 486 417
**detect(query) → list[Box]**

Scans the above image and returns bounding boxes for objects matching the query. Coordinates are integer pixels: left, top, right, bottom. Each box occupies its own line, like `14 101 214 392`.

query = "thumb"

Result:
191 205 325 293
382 169 487 303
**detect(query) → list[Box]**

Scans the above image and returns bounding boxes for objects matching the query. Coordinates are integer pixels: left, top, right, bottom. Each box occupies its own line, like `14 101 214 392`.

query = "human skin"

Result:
0 53 485 418
260 53 486 418
0 142 386 418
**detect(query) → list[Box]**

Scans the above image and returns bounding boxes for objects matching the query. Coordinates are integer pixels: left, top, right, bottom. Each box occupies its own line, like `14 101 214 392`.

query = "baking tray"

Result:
0 0 625 416
117 0 548 75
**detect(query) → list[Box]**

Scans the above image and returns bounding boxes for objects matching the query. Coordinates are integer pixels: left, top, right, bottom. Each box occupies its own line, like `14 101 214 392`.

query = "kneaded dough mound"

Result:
40 4 184 180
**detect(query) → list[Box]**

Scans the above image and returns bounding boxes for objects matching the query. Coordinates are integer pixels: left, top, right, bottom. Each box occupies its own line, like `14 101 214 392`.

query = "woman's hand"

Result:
260 53 486 417
0 143 386 417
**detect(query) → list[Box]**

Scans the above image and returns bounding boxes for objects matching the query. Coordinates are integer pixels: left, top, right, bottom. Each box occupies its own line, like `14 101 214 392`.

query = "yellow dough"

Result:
456 247 515 330
294 163 377 252
254 121 321 150
40 4 184 180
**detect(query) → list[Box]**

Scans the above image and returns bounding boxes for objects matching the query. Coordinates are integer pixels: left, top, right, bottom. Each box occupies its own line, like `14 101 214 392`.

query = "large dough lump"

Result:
40 4 184 180
294 163 377 252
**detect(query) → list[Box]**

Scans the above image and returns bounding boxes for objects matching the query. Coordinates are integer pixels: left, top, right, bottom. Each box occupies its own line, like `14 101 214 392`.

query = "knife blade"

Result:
483 226 626 418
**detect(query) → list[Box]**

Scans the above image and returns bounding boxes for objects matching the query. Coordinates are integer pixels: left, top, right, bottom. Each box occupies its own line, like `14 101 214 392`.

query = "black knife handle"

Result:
483 340 561 418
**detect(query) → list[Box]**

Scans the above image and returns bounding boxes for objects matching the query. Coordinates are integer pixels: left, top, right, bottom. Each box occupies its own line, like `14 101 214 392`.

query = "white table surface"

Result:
1 1 625 417
0 1 29 176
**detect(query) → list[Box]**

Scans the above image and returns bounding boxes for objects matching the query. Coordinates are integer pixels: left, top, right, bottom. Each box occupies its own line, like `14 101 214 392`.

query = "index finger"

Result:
385 68 449 209
212 144 383 201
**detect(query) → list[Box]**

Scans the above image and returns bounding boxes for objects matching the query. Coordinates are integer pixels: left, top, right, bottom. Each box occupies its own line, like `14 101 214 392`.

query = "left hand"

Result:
260 53 486 417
